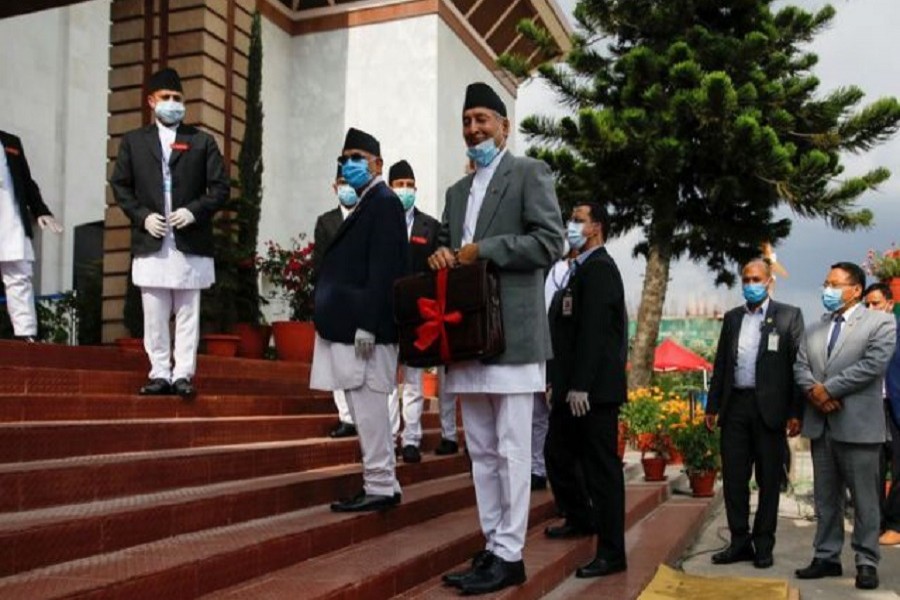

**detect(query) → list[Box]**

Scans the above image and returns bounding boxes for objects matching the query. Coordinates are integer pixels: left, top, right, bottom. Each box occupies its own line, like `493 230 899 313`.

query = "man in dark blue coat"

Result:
310 127 409 512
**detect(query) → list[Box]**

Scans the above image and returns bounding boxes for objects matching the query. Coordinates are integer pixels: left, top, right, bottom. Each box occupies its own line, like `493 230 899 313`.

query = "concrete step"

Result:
0 453 470 576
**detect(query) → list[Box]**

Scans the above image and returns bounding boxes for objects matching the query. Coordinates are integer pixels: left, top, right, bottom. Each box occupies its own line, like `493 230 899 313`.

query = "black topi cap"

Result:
388 160 415 184
147 68 183 94
342 127 381 157
463 82 506 117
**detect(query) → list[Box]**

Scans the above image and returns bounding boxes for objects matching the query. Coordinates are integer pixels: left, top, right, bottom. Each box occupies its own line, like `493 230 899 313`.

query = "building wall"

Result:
0 0 109 295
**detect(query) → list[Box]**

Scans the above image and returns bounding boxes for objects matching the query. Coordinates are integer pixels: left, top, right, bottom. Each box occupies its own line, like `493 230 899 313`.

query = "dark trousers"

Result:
545 401 625 561
883 408 900 531
720 389 785 556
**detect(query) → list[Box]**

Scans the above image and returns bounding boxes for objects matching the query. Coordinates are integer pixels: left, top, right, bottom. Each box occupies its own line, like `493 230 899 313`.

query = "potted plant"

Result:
620 386 671 481
864 244 900 300
257 236 316 362
670 411 721 497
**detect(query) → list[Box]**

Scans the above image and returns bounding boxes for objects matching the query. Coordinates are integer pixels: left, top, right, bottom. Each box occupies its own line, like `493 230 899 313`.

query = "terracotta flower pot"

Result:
641 455 668 482
272 320 315 362
889 277 900 306
688 469 718 497
617 422 627 461
115 337 144 352
422 371 438 398
231 323 272 359
667 449 684 465
203 334 241 357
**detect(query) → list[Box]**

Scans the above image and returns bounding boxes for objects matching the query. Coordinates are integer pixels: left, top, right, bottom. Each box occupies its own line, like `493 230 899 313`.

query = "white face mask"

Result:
154 100 185 125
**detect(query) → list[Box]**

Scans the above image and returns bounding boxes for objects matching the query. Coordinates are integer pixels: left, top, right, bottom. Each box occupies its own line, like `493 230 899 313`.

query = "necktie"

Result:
826 314 844 357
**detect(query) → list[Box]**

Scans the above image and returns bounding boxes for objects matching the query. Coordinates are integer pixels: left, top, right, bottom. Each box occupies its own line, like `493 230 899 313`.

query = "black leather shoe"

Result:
856 565 879 590
330 491 399 512
442 550 494 588
172 378 196 399
795 558 842 579
754 554 774 569
139 378 172 396
711 544 755 565
329 422 357 438
458 556 526 595
434 438 459 455
575 556 627 578
545 522 592 539
401 445 421 463
531 474 547 491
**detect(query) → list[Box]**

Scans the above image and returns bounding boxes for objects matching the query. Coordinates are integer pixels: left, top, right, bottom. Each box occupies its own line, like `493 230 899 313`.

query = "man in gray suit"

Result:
430 82 564 595
794 262 897 590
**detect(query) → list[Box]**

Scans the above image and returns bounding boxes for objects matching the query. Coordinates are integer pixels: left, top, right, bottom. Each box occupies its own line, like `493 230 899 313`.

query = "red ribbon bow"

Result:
414 268 463 363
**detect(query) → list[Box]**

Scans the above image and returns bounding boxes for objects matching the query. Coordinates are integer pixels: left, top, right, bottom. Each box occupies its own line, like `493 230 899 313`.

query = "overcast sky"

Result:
517 0 900 322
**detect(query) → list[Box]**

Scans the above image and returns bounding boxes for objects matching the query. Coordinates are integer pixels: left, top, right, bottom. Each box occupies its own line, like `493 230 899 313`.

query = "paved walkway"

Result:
680 451 900 598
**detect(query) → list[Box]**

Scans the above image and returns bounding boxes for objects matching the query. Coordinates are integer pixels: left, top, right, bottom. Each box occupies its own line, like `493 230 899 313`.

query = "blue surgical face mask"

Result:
822 286 845 312
742 282 768 305
466 138 500 168
341 158 372 189
394 188 416 211
155 100 185 125
337 184 358 208
566 221 586 251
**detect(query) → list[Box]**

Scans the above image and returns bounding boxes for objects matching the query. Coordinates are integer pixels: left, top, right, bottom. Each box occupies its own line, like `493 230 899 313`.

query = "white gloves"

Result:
169 208 196 229
354 328 376 360
566 390 590 417
37 215 63 234
144 213 168 238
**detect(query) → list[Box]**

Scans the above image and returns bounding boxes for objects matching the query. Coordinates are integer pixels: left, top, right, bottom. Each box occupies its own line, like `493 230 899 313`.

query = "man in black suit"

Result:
545 202 628 579
110 68 229 398
310 127 409 512
386 160 441 464
313 168 359 439
706 258 805 568
0 130 63 341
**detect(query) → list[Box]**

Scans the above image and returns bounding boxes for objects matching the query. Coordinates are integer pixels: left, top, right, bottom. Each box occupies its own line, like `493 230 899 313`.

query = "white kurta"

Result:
131 122 215 290
0 148 34 262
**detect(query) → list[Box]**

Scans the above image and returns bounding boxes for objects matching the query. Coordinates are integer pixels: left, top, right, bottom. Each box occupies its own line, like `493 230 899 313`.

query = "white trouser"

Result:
141 287 200 382
333 390 353 425
531 392 550 477
400 366 425 447
0 260 36 336
460 393 533 562
389 386 401 438
345 383 400 497
438 367 458 442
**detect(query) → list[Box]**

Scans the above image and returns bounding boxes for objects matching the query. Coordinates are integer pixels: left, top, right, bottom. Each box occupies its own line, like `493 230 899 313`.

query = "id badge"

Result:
767 333 779 352
562 292 573 317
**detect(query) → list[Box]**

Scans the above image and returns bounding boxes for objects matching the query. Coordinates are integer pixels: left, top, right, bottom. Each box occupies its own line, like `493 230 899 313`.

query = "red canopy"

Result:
653 338 712 372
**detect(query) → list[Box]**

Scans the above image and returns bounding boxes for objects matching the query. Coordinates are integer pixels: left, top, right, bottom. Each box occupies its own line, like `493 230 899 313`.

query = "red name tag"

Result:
411 236 428 245
171 142 190 151
4 146 20 156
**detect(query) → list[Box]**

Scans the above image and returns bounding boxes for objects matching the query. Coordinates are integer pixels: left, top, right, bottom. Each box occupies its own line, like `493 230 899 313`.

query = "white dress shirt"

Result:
0 147 34 262
734 298 769 389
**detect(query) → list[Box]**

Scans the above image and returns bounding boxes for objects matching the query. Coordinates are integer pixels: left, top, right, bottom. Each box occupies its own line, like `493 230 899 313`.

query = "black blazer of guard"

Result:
707 299 805 430
0 130 53 238
408 208 440 274
314 180 409 345
548 246 628 404
312 207 344 275
109 123 229 257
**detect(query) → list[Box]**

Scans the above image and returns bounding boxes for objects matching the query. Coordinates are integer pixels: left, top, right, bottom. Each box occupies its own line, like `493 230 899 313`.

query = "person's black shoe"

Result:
544 522 592 539
330 491 399 512
531 474 547 491
754 554 774 569
575 556 627 578
795 558 842 579
855 565 879 590
434 438 459 455
711 544 755 565
458 556 526 595
401 445 422 463
329 422 357 438
139 378 172 396
442 550 494 588
172 378 196 399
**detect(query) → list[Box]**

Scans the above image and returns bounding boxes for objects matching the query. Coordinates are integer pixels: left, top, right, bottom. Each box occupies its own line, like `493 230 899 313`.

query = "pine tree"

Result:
502 0 900 387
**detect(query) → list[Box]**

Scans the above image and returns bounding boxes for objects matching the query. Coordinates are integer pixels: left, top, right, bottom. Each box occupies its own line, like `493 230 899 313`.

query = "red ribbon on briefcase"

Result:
414 268 463 363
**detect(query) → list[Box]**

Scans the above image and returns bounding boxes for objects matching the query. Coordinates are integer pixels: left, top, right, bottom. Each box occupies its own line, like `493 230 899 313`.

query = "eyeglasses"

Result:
822 282 852 288
337 153 368 165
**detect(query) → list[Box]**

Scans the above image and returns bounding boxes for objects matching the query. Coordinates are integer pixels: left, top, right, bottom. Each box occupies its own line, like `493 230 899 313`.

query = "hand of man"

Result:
546 385 553 406
37 215 63 234
457 243 479 266
786 418 802 437
169 208 196 229
822 399 842 413
566 390 590 417
704 414 717 432
354 328 375 360
144 213 168 238
428 247 458 271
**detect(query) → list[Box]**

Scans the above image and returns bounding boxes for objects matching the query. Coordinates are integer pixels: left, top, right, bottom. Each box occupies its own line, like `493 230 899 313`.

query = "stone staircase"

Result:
0 340 717 599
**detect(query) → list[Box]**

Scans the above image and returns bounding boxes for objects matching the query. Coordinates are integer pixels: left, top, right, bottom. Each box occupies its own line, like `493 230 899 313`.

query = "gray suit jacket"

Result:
438 152 564 364
794 305 897 443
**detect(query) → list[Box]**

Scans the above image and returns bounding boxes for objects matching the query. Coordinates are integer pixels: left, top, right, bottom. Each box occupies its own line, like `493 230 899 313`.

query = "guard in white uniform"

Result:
0 130 63 340
430 83 564 595
110 68 229 398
